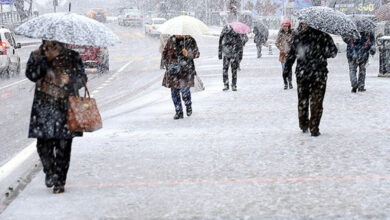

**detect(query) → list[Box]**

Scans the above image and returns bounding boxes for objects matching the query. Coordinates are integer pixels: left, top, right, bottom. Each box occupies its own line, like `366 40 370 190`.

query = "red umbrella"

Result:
375 3 390 22
229 22 250 34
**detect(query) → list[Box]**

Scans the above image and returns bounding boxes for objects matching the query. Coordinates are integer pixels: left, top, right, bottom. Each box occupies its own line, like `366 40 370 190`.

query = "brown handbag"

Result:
67 80 102 132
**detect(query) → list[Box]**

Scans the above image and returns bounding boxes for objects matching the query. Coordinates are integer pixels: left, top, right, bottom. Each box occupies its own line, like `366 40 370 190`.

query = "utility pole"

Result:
53 0 58 12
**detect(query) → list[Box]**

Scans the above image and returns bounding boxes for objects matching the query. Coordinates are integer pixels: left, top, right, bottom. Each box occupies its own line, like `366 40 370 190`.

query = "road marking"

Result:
0 79 28 91
140 67 148 72
136 32 145 38
124 33 134 38
65 175 390 189
152 56 161 61
113 56 125 61
1 92 11 99
133 56 144 61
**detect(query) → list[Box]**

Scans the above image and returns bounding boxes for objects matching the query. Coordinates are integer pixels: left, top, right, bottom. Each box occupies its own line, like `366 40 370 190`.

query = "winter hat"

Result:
281 20 292 27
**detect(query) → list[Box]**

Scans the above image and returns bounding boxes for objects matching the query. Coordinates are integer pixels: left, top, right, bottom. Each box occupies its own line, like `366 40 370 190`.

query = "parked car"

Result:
118 7 143 27
144 18 166 36
88 8 107 23
0 27 21 78
67 44 109 74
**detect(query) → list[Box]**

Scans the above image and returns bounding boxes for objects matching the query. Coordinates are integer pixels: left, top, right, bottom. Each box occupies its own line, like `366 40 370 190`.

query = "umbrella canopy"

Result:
157 15 209 35
296 6 360 39
229 21 250 34
254 21 269 38
15 12 119 47
348 15 376 32
375 3 390 22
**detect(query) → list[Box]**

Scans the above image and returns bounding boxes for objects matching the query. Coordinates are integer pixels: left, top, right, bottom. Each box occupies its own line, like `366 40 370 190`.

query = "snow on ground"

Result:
1 38 390 219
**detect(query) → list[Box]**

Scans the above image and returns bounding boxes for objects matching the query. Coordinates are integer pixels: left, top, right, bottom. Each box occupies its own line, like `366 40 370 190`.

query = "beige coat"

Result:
275 29 294 63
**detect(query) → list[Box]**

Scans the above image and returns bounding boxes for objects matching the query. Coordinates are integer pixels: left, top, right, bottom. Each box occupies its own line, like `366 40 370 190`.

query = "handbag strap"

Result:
82 78 90 98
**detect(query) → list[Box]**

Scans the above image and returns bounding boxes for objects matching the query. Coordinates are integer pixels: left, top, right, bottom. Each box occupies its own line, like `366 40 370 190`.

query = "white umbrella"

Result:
15 12 119 47
157 15 209 36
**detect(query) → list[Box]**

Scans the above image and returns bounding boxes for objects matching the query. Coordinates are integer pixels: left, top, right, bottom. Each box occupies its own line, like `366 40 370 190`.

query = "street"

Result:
1 21 390 218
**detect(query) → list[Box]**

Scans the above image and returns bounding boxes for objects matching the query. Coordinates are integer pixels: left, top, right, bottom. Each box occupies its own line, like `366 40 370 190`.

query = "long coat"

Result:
218 25 244 59
275 28 294 63
343 31 375 62
284 26 338 79
253 25 269 45
162 36 199 89
26 47 87 139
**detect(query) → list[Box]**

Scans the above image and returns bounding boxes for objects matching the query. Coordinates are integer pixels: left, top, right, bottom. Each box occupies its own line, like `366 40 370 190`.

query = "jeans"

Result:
37 138 72 186
223 56 239 87
281 63 292 85
348 58 367 89
171 87 191 113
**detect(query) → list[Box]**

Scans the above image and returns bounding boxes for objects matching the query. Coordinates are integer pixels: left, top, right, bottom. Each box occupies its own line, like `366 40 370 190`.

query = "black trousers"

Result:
37 138 72 186
297 75 327 134
223 56 239 87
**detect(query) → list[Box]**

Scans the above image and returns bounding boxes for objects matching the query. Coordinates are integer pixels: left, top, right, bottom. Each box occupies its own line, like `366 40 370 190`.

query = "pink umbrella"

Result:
229 22 250 34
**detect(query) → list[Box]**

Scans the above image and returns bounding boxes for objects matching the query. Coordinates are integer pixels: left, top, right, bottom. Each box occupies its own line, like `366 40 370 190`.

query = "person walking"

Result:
159 34 170 69
219 25 245 91
343 31 376 93
253 23 269 59
26 40 87 193
284 23 338 137
162 35 200 120
275 20 294 89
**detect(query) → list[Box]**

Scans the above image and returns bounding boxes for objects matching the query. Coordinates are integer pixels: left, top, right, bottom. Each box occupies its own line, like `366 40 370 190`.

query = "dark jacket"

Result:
162 35 199 89
26 48 87 139
284 26 338 79
253 25 268 45
219 25 244 59
343 31 375 61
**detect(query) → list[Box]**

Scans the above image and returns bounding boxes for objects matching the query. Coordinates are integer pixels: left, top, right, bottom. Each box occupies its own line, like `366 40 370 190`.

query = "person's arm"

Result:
65 51 87 94
275 33 283 51
218 30 225 59
324 34 338 59
283 34 298 75
187 38 200 59
162 37 172 68
25 48 48 82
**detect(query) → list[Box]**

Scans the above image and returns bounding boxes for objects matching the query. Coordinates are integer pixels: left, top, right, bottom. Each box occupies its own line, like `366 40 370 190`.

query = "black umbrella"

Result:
348 15 376 32
296 6 360 39
253 21 269 39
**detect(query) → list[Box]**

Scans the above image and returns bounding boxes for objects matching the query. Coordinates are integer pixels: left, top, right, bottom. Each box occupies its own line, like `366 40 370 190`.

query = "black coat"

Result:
219 26 244 59
343 31 375 61
284 27 338 79
26 48 87 139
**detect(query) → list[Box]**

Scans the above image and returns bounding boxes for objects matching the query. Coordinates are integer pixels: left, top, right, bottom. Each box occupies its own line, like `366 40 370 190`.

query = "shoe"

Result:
53 185 65 194
284 84 288 90
186 105 192 117
173 112 183 120
223 85 229 91
302 128 308 133
232 85 237 91
311 131 321 137
358 88 366 92
45 174 54 188
351 87 357 93
289 82 293 89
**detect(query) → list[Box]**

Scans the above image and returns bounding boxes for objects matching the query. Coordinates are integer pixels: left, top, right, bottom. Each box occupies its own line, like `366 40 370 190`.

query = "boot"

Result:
53 185 65 194
223 84 229 91
358 88 366 92
232 85 237 91
186 105 192 117
173 112 184 120
311 131 321 137
45 173 54 188
288 81 293 89
284 84 288 90
351 87 357 93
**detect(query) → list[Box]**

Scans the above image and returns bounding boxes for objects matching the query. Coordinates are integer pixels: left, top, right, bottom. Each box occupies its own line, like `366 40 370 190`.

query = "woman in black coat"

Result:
284 23 338 137
26 40 87 193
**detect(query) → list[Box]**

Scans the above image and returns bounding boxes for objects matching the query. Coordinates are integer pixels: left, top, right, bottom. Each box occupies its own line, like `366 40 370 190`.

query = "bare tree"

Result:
14 0 28 21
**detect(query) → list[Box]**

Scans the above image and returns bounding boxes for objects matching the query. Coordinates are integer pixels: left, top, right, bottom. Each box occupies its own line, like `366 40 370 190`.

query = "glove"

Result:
218 53 222 60
369 47 376 56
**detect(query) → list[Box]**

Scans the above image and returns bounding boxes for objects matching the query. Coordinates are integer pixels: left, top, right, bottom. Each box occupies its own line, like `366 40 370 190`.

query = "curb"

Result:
0 141 40 213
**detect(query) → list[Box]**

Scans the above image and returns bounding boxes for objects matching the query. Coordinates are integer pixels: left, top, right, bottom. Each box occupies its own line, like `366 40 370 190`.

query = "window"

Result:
4 32 14 47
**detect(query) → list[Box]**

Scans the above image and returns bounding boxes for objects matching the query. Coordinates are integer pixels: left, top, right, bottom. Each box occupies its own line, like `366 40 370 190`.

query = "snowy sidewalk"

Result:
2 45 390 219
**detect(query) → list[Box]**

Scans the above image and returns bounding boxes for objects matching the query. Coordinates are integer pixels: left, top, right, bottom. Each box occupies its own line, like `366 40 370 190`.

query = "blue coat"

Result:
344 32 375 61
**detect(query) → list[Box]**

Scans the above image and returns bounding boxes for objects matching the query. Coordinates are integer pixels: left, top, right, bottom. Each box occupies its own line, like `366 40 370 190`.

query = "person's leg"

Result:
282 63 288 89
297 77 310 132
223 56 230 90
257 44 262 58
171 88 183 119
37 138 55 187
53 139 72 186
288 67 293 89
357 59 367 91
309 75 327 136
231 57 239 91
181 87 192 116
348 58 358 92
